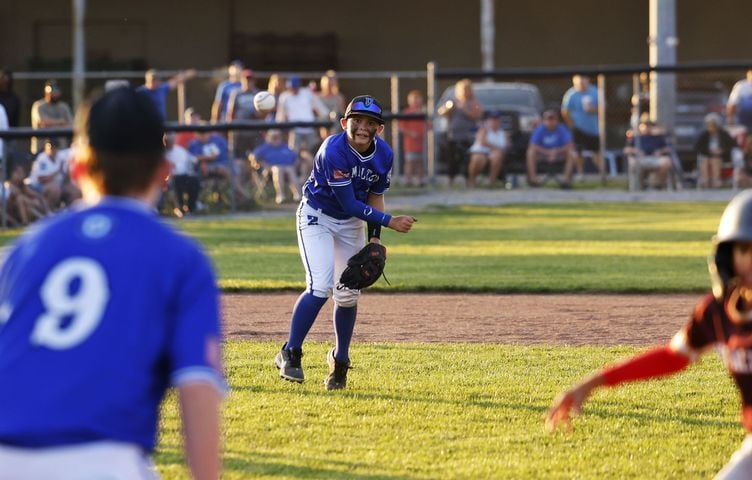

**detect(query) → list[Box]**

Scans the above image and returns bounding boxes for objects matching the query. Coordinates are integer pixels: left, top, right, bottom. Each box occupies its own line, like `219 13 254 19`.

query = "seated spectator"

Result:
398 90 428 187
624 116 673 190
694 113 738 189
526 109 576 188
6 163 49 226
467 110 508 188
165 133 200 216
251 129 301 205
175 107 201 148
188 126 250 203
28 138 67 209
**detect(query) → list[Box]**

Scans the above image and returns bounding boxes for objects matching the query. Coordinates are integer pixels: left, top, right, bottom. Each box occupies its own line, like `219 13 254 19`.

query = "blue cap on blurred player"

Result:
344 95 385 124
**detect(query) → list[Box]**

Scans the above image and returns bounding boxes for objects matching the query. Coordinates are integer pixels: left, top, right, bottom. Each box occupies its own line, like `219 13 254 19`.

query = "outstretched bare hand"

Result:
388 215 417 233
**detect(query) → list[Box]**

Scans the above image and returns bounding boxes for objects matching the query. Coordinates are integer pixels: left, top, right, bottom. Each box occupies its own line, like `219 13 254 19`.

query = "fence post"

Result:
426 61 437 187
177 82 186 124
390 74 401 186
597 74 608 179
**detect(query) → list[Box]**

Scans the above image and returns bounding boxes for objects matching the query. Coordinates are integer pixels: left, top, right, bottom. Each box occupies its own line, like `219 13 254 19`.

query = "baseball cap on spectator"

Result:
486 110 503 119
86 87 164 155
288 76 301 89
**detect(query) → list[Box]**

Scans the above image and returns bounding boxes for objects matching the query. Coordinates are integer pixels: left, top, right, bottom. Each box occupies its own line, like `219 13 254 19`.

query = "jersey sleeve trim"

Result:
328 179 352 187
171 366 229 397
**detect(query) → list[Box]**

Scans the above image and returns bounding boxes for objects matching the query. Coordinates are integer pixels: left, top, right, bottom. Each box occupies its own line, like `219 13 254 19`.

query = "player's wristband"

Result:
367 221 382 239
601 345 690 387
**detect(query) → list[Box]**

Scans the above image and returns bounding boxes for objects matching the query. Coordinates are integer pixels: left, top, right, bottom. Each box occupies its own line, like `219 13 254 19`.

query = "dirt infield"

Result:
223 293 698 346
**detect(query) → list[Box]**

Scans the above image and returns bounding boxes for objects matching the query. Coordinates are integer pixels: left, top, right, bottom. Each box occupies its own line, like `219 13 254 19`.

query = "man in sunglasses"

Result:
274 95 417 390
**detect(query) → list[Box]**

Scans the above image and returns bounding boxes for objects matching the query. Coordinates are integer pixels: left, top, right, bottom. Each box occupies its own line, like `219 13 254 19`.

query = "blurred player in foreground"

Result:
0 87 225 479
547 189 752 479
275 95 416 390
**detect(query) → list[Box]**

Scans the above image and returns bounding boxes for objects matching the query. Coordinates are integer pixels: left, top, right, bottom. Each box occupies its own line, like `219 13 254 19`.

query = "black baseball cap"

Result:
87 87 164 155
344 95 385 124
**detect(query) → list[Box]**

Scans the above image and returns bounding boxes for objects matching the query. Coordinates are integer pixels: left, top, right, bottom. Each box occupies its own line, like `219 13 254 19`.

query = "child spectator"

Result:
165 133 200 216
398 90 428 187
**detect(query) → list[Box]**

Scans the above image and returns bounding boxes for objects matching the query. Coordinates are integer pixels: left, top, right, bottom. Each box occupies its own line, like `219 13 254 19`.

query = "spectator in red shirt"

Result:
398 90 428 187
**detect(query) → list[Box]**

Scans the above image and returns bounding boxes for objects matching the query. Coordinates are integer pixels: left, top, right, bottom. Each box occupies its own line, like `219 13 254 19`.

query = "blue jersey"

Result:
0 198 224 451
136 84 171 120
253 142 297 167
530 123 573 149
188 134 230 166
302 132 392 223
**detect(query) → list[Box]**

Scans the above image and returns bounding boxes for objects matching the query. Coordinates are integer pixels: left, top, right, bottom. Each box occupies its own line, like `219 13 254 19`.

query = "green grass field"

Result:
156 342 740 479
178 202 727 293
3 201 740 477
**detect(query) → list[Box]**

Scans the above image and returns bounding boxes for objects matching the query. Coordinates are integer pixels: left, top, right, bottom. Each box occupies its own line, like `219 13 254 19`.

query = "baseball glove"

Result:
339 243 387 290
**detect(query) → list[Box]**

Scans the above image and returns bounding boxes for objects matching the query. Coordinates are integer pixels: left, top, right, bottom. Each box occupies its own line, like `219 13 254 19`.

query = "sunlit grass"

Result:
155 341 740 479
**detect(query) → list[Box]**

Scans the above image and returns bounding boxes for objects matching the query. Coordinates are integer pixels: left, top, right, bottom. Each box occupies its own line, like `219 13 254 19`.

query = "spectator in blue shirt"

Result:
136 68 196 120
252 129 302 204
624 115 674 190
526 109 576 188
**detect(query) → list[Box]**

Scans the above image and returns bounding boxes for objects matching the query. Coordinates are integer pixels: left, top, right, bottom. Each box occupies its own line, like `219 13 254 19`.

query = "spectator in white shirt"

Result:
165 133 200 216
275 75 329 177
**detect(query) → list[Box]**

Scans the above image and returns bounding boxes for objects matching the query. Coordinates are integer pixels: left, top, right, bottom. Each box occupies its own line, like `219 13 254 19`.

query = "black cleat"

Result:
274 343 304 383
324 348 351 390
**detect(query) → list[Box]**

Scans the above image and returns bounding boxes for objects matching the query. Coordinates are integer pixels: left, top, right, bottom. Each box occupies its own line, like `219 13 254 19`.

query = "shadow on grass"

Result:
156 446 413 479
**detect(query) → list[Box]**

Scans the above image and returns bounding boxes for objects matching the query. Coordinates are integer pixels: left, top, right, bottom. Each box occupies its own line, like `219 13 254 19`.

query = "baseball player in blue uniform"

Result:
275 95 416 390
0 88 225 479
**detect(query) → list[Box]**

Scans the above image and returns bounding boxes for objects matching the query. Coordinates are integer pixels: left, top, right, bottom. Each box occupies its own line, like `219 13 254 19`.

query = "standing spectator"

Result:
398 90 428 187
210 60 244 123
0 70 21 127
526 110 576 188
727 69 752 132
136 68 196 120
252 129 301 204
276 75 329 177
226 68 263 184
467 111 508 188
0 88 224 479
30 80 73 154
175 107 201 149
561 74 605 182
165 133 200 216
437 79 482 187
318 70 346 137
695 113 738 189
0 103 7 161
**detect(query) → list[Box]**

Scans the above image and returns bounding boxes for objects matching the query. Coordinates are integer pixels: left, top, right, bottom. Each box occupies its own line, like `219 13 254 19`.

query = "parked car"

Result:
435 82 544 174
